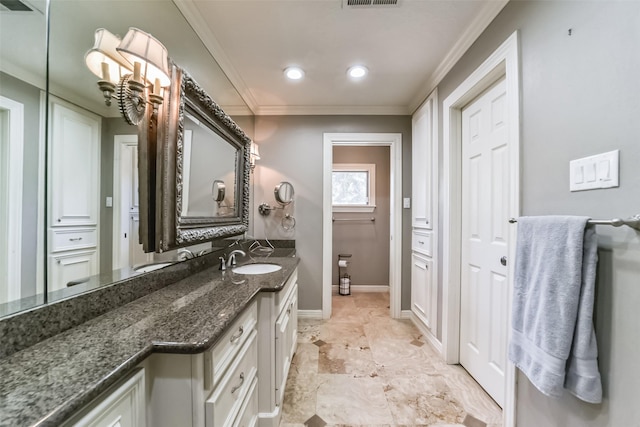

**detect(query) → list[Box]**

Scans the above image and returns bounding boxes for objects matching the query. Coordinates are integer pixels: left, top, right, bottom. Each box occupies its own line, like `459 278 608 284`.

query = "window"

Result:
332 163 376 212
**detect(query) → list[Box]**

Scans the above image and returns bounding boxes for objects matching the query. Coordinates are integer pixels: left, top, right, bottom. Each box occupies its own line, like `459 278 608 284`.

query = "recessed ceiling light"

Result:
284 67 304 80
347 65 368 79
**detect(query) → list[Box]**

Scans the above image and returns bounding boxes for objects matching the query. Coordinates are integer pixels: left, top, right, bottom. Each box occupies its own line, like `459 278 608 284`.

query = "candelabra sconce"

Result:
85 27 170 125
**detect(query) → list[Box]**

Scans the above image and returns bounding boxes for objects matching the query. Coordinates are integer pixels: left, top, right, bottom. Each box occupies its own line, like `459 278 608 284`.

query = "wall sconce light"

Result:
249 141 260 172
85 28 170 125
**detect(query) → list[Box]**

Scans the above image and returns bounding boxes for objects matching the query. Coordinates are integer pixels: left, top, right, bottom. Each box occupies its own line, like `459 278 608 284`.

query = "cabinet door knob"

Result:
500 256 507 266
231 372 245 394
230 326 244 343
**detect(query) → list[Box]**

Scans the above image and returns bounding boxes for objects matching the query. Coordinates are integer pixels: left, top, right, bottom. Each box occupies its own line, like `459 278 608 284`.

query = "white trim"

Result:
322 133 402 320
296 310 323 320
36 91 46 293
409 0 510 113
400 309 413 320
410 312 443 356
442 31 519 426
113 135 138 270
256 105 410 116
173 0 259 115
0 96 24 301
331 285 389 293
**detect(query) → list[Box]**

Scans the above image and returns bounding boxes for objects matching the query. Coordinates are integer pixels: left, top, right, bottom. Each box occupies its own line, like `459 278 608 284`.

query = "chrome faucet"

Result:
226 249 246 267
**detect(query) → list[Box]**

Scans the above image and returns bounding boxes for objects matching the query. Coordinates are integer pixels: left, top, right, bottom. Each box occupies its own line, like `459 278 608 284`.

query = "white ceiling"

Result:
175 0 508 115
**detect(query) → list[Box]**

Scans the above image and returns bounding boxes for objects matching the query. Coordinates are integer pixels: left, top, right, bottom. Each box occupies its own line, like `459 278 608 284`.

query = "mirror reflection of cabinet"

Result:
47 97 100 291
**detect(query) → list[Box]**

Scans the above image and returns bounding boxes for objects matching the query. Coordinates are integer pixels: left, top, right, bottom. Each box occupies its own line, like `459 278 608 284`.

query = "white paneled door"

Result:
460 77 509 407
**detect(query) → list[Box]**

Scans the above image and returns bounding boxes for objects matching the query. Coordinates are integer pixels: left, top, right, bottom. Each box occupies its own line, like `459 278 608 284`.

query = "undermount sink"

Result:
133 262 175 273
232 263 282 275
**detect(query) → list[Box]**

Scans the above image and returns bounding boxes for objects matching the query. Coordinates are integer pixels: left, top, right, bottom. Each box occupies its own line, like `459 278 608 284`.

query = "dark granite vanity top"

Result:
0 254 299 427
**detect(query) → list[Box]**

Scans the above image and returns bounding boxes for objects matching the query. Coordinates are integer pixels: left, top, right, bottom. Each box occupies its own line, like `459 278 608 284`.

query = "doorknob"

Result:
500 256 507 266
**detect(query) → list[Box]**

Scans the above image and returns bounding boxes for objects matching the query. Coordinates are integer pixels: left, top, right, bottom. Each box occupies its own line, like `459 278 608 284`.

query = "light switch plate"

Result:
570 150 619 191
106 196 113 207
403 197 411 208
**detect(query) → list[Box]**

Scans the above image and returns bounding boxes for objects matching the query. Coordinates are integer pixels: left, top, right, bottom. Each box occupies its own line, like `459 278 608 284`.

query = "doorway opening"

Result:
322 133 402 320
0 96 24 304
113 135 151 270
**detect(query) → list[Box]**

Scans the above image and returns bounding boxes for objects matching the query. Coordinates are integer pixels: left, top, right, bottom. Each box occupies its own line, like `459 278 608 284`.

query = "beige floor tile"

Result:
316 374 394 425
382 374 466 425
318 342 378 377
281 293 502 427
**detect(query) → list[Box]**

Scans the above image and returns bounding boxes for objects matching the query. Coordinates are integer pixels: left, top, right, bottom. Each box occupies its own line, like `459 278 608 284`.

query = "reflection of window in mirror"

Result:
332 163 376 213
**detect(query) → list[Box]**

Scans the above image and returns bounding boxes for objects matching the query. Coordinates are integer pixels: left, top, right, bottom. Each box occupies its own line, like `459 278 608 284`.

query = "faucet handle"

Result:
219 256 226 271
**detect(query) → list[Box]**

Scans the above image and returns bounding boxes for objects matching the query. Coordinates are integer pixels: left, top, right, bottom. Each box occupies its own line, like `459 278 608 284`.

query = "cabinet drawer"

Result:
206 330 258 427
63 369 145 427
232 377 258 427
204 300 257 390
51 228 97 252
412 229 432 256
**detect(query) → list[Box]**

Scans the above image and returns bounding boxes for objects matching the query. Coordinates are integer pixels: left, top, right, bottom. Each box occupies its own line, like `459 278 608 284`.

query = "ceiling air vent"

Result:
0 0 33 12
343 0 399 8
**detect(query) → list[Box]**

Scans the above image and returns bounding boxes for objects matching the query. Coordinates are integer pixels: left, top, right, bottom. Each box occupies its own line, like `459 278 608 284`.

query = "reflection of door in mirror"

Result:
113 135 150 270
0 96 24 304
182 110 237 218
48 97 100 292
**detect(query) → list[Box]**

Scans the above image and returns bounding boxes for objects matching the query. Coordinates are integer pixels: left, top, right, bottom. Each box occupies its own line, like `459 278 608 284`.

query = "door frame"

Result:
442 31 520 425
113 134 139 269
0 96 24 301
322 133 402 320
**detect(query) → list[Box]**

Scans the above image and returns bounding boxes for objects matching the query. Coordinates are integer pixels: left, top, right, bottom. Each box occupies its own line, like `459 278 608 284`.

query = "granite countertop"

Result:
0 255 299 427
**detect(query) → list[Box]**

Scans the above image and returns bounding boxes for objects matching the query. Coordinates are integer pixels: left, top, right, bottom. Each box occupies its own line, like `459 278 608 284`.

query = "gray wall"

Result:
332 146 390 287
253 115 412 311
0 72 43 297
435 1 640 425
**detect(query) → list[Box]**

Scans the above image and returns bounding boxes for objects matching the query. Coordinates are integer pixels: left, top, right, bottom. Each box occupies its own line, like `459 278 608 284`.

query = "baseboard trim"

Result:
400 309 413 320
297 310 323 319
410 312 443 355
331 284 389 293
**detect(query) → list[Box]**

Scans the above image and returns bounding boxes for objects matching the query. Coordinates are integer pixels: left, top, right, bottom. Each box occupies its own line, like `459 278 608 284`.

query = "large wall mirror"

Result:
154 66 250 252
0 0 254 317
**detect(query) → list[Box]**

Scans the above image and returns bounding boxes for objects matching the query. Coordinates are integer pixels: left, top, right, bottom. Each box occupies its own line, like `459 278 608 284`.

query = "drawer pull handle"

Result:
69 237 83 241
230 326 244 343
418 241 424 244
231 372 245 394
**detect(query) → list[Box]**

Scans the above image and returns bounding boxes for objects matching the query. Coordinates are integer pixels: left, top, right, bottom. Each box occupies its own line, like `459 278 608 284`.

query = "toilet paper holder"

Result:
338 254 352 296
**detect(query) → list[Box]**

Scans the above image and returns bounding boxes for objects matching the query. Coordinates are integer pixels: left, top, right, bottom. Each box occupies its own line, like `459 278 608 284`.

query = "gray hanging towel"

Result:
508 215 602 403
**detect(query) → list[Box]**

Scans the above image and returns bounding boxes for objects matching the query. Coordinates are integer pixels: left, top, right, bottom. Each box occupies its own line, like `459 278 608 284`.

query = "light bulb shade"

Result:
117 28 170 87
85 28 131 84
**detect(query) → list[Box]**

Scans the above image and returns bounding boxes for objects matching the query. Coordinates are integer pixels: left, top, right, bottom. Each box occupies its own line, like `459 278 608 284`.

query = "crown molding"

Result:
408 0 509 113
255 104 411 116
173 0 259 115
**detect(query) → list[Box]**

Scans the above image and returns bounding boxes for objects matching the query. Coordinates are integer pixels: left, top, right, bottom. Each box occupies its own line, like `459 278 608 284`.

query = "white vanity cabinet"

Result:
62 369 146 427
411 91 439 344
144 300 259 427
48 97 100 291
257 268 298 427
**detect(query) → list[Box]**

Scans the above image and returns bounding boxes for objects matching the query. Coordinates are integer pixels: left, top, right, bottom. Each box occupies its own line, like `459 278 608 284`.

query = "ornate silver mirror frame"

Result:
154 64 250 252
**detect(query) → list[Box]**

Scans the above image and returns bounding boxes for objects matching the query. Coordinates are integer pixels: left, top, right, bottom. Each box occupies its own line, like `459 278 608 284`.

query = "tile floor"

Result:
280 292 502 427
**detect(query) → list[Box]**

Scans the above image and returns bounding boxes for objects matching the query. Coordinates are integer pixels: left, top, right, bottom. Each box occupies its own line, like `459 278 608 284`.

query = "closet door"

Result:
411 96 435 230
49 100 100 227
